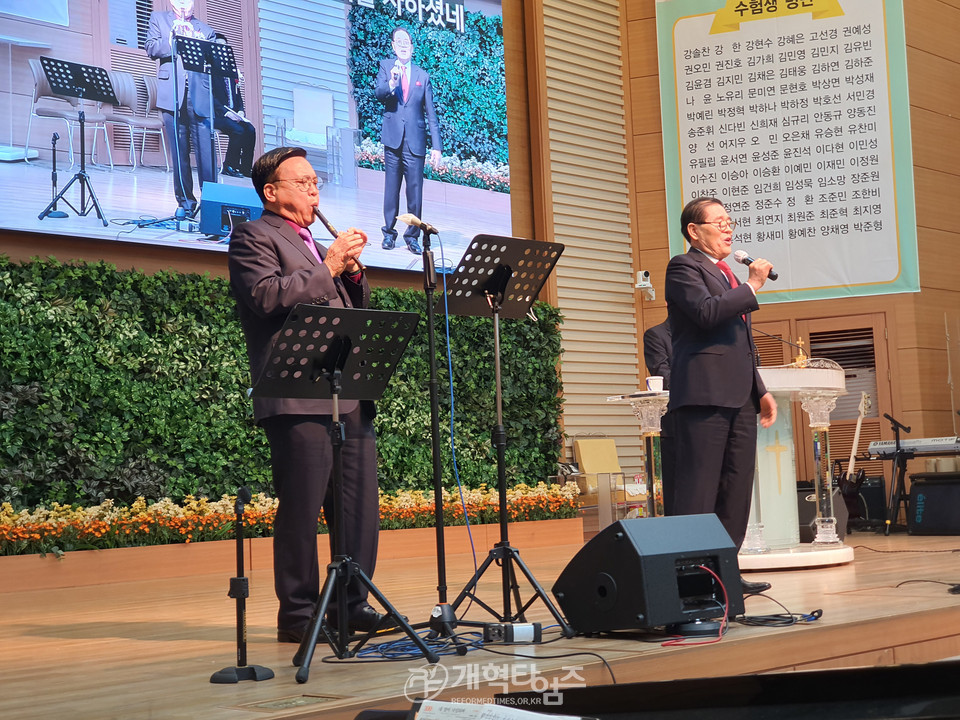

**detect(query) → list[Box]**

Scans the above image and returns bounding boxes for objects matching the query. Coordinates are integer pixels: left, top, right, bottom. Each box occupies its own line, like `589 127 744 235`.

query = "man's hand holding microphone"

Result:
389 59 402 91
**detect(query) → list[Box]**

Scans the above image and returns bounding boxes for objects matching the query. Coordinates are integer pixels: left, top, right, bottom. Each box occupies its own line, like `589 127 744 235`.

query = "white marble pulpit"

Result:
741 359 855 569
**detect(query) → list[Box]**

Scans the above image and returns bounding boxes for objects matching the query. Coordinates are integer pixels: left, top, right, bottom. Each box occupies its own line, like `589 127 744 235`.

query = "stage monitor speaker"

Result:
199 182 263 237
909 475 960 535
551 514 744 633
797 488 848 543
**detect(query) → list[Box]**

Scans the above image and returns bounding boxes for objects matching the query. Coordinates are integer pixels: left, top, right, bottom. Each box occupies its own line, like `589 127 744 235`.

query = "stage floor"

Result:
0 154 511 274
3 527 960 719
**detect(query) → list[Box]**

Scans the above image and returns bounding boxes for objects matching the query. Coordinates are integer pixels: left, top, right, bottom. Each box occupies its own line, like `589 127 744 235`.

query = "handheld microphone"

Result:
313 206 338 239
398 213 439 235
733 250 778 281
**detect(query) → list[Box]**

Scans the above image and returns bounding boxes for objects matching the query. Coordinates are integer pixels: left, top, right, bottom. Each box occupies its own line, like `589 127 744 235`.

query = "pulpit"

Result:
741 359 855 569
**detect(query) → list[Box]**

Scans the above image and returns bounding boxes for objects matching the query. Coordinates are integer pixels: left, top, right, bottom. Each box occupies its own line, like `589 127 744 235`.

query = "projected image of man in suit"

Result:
212 33 256 178
144 0 217 216
374 27 442 254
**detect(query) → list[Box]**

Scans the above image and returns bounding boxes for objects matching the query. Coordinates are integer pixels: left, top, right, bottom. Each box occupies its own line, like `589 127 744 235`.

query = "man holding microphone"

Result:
664 197 777 596
374 27 442 255
145 0 216 217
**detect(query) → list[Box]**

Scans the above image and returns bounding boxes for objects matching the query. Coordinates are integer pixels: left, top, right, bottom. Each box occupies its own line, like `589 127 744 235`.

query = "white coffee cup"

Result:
646 376 664 392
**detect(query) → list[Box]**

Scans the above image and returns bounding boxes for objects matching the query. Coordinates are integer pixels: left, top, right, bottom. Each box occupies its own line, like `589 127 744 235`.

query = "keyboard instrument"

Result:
867 436 960 459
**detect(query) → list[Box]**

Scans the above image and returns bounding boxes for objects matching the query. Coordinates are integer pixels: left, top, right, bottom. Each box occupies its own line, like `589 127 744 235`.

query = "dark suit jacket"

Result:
227 211 371 421
374 59 441 156
664 248 766 411
212 75 244 118
144 11 216 116
643 320 672 390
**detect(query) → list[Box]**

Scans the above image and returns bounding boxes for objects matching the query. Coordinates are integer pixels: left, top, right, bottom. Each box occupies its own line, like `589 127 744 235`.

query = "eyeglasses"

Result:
393 39 412 48
697 219 738 231
271 177 322 192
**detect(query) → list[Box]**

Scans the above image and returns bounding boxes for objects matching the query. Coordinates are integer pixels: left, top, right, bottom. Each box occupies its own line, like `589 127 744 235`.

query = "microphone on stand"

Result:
733 249 778 281
398 213 439 235
752 326 805 351
47 133 68 219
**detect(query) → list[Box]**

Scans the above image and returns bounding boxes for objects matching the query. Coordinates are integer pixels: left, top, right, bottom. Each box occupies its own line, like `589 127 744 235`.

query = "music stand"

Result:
36 57 115 226
252 304 440 683
438 235 573 637
208 39 240 83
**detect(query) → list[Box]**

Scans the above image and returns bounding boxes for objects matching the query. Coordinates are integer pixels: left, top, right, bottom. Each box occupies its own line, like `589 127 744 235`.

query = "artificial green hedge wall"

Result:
0 258 563 510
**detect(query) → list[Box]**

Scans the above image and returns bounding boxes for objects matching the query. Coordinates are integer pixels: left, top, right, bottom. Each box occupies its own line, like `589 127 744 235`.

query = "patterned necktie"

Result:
297 226 323 265
224 78 233 109
401 65 409 102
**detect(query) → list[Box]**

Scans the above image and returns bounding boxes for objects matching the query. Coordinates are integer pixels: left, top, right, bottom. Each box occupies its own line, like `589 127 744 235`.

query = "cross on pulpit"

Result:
765 430 789 494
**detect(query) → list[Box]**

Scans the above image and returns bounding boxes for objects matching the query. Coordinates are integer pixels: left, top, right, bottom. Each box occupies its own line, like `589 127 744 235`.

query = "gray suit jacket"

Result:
227 211 371 421
144 10 216 116
374 58 441 155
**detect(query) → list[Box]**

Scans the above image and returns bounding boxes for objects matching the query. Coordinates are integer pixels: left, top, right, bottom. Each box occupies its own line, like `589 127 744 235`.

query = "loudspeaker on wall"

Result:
551 514 744 633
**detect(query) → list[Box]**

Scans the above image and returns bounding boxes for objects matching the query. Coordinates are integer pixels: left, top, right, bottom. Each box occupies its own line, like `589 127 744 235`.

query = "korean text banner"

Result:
655 0 918 303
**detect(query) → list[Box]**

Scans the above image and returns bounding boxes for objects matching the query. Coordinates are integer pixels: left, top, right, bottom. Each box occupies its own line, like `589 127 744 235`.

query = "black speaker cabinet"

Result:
797 488 848 543
551 515 744 632
909 475 960 535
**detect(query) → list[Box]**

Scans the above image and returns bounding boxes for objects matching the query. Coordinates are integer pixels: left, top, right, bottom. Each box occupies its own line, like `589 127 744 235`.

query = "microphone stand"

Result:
46 133 68 219
210 486 274 683
751 326 808 365
420 227 460 641
398 215 461 644
881 412 912 536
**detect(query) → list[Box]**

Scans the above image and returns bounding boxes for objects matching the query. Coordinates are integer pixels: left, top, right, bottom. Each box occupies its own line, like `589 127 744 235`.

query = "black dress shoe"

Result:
382 237 396 250
741 577 772 595
404 237 422 254
344 605 406 633
222 166 244 178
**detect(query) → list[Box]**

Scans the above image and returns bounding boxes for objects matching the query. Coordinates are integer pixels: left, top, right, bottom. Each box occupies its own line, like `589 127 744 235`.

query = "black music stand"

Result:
252 304 440 683
438 235 573 637
208 39 240 84
882 413 913 535
36 57 115 226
